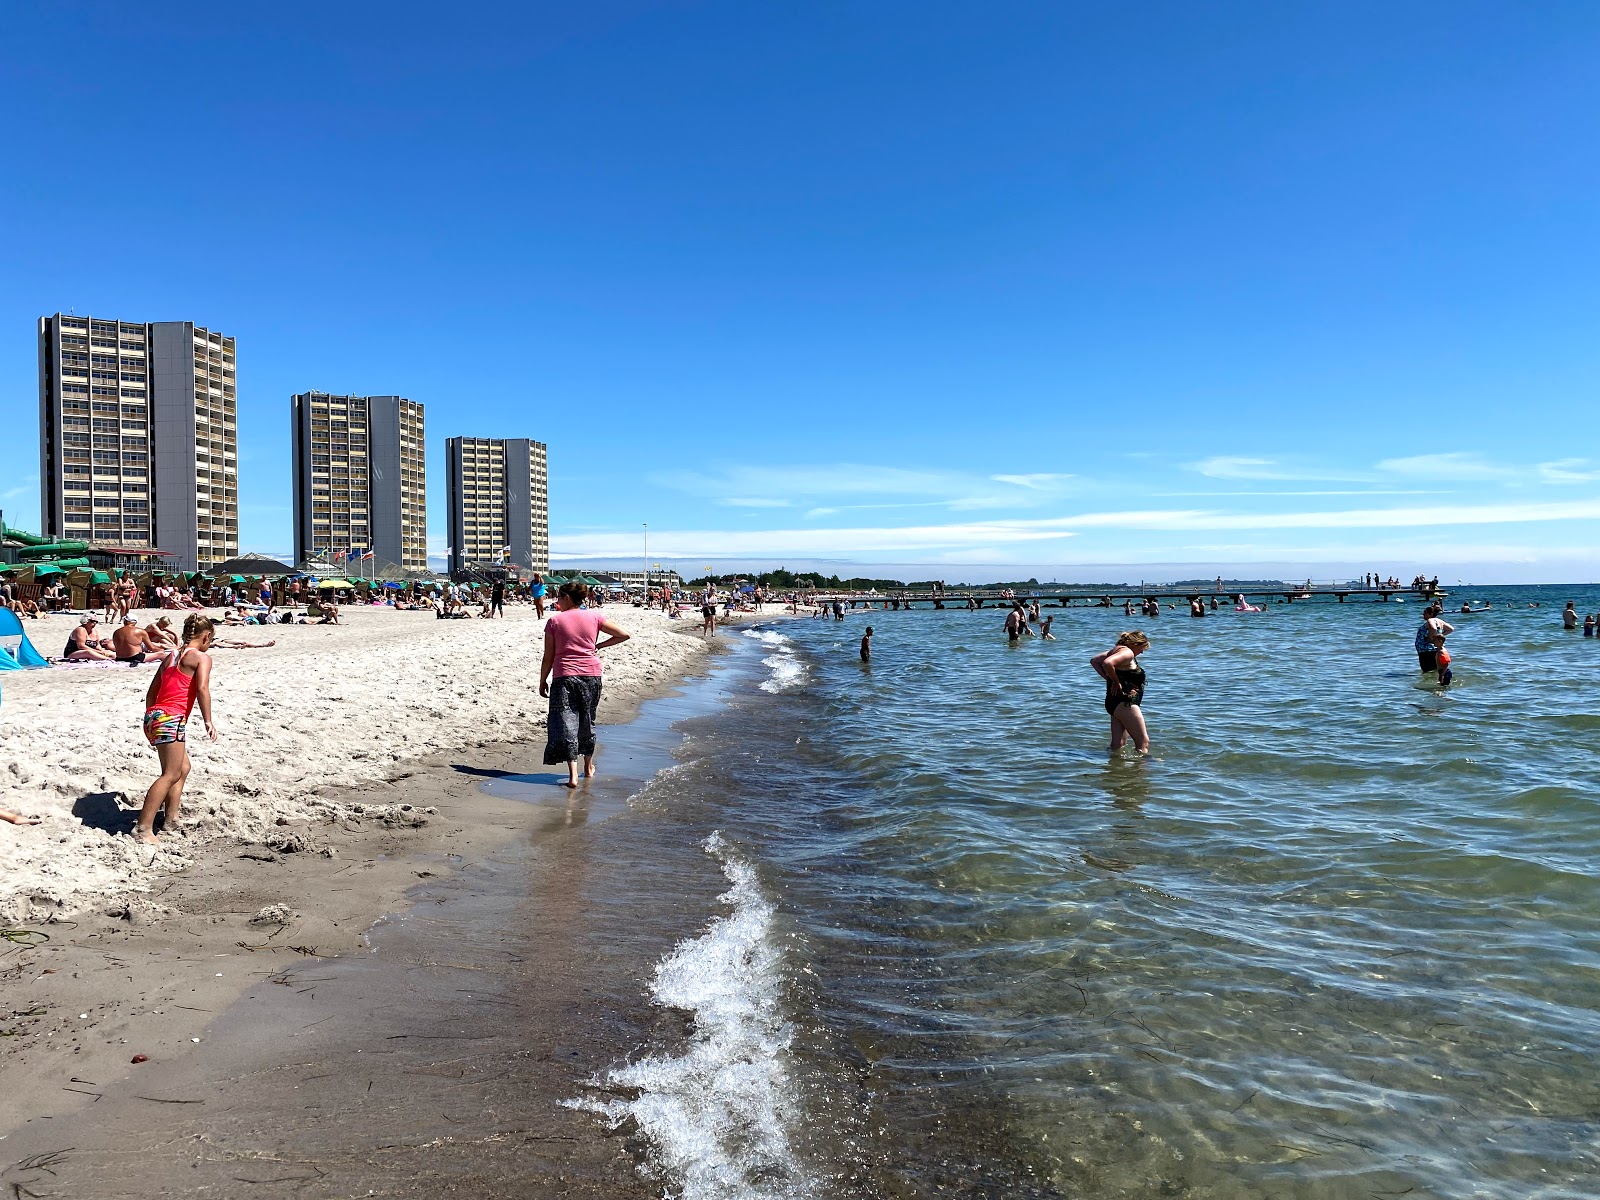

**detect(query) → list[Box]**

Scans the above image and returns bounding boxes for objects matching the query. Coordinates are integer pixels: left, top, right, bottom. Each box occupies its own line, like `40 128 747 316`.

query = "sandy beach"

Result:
0 603 713 924
0 647 754 1197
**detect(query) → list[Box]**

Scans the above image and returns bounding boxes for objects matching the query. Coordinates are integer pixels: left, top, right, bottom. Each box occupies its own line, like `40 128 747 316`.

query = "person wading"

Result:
1090 631 1151 754
539 581 631 788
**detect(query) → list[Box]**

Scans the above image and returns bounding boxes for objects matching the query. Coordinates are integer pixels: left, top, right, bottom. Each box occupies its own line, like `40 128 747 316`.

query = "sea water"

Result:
580 586 1600 1199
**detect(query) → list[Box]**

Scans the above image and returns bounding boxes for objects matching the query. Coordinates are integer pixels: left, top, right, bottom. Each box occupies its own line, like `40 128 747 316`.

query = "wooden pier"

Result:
804 586 1439 610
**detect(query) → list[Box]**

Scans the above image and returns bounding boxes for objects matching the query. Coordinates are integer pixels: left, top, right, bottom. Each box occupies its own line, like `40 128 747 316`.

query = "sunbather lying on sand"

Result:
1 807 42 826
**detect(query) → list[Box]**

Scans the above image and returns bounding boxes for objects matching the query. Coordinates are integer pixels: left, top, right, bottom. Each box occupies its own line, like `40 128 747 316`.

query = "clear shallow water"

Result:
599 587 1600 1199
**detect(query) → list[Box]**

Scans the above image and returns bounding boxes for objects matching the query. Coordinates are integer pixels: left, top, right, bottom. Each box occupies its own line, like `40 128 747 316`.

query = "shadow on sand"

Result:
72 791 138 837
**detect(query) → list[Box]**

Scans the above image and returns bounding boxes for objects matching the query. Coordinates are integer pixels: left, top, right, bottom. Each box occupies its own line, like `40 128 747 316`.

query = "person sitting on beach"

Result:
1091 631 1152 754
14 596 41 619
113 616 163 665
146 615 179 652
135 614 218 844
1 806 42 826
63 619 117 661
318 600 342 625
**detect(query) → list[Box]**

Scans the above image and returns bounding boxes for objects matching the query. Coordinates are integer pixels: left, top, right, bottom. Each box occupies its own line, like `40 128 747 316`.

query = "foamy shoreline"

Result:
0 603 715 922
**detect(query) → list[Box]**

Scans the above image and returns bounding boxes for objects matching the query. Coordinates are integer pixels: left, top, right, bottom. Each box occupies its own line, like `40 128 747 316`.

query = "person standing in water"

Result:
1414 604 1454 684
860 625 873 661
1004 604 1030 641
1040 615 1055 640
1090 631 1151 754
540 582 632 788
136 614 218 845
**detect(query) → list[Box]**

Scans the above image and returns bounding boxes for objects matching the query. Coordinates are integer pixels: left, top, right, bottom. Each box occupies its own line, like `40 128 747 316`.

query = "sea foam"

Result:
742 628 807 694
566 832 814 1200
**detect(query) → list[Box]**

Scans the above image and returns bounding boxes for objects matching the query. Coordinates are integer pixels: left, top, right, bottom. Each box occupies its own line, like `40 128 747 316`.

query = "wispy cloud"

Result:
1375 453 1515 482
554 498 1600 559
1184 456 1373 483
1537 459 1600 484
652 463 1076 512
1 474 39 503
991 473 1074 490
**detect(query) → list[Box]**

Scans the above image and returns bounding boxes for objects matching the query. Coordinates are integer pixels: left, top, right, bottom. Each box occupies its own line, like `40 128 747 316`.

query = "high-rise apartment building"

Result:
445 437 548 576
290 393 427 571
37 314 238 571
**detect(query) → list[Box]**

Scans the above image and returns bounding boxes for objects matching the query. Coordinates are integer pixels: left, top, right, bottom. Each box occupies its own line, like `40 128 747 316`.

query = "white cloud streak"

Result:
555 498 1600 559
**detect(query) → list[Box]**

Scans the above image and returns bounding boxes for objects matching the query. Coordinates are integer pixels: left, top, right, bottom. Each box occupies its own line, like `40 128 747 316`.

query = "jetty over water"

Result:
808 585 1442 609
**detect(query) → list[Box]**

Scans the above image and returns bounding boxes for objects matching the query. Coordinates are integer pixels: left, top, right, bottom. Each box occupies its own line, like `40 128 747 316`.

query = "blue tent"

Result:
0 607 49 669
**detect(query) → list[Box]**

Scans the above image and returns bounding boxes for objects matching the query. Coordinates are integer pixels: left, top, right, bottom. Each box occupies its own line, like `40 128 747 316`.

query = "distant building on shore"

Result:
444 436 548 576
37 314 238 572
290 393 427 571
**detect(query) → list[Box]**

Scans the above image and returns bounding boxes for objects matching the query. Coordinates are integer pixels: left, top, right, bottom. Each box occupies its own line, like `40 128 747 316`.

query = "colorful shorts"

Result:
143 708 187 747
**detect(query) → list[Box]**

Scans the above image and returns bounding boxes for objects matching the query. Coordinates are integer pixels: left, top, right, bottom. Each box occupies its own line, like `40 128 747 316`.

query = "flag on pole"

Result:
361 550 374 561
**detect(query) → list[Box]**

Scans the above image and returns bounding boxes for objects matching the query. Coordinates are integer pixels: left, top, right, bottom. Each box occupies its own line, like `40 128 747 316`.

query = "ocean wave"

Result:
741 628 791 646
759 653 806 694
741 628 808 693
566 832 814 1200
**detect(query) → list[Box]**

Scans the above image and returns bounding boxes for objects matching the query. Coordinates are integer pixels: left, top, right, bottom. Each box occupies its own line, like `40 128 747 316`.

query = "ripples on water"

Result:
604 591 1600 1199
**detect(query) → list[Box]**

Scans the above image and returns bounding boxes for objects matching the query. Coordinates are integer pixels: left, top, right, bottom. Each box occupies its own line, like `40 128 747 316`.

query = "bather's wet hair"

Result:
182 614 216 643
1116 630 1150 651
558 581 590 606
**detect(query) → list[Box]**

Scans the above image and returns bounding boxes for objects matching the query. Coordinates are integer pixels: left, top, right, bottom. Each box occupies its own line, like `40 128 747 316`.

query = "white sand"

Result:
0 604 713 923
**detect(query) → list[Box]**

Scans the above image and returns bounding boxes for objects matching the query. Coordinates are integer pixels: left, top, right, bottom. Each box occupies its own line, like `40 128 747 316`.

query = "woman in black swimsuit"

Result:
1090 631 1151 753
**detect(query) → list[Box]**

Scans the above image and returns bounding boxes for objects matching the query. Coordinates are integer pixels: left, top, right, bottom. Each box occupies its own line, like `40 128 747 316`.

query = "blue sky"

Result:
3 3 1598 581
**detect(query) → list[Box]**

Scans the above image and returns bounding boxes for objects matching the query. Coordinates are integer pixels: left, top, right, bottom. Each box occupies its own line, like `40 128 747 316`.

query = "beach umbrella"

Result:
317 578 354 589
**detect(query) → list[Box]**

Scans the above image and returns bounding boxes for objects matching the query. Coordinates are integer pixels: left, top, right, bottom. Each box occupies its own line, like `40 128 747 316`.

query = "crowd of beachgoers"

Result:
0 574 760 920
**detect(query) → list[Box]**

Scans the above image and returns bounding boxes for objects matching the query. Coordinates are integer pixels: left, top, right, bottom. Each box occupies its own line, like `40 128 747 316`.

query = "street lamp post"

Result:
642 522 648 602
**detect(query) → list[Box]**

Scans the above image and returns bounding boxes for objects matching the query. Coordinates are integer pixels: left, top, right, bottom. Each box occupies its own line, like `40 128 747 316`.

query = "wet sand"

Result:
0 654 750 1197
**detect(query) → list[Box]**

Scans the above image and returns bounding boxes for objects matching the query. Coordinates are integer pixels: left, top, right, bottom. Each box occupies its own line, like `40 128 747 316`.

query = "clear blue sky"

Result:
3 2 1598 581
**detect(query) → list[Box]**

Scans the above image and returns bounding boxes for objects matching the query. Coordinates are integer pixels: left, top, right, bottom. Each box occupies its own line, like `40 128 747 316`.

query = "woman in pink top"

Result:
540 581 631 787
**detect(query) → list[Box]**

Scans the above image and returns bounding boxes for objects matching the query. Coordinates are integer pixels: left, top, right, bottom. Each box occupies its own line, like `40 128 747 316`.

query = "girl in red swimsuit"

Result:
135 614 218 845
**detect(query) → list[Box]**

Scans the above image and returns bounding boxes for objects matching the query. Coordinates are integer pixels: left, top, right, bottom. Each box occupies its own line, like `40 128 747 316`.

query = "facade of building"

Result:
37 314 238 571
445 436 548 576
290 393 427 571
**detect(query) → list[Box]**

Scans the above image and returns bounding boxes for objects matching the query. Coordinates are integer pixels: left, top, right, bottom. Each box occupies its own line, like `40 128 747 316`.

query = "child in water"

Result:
1430 623 1454 688
1040 616 1055 640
